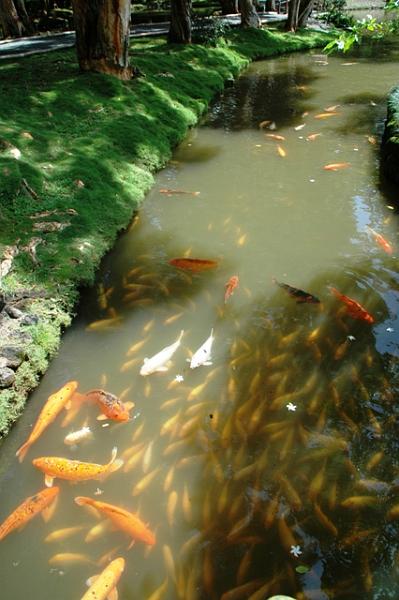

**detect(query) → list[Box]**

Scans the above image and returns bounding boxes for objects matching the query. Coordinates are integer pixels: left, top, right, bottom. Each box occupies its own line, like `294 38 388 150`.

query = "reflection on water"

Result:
1 46 399 599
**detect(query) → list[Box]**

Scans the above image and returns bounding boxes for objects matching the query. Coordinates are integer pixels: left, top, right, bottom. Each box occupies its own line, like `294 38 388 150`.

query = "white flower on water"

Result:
287 402 297 412
174 374 184 382
347 335 356 341
94 487 104 496
290 545 302 558
337 39 345 50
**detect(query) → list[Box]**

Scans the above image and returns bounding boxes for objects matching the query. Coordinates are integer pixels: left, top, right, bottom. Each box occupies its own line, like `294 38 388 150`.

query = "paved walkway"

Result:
0 13 286 60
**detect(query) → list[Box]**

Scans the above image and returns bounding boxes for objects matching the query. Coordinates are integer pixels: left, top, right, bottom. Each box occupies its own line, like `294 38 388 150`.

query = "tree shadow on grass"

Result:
0 39 255 295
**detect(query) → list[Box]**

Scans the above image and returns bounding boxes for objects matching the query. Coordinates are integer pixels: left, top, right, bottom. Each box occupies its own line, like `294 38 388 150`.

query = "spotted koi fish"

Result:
16 381 78 462
273 278 320 304
33 447 123 487
330 287 374 323
0 487 60 541
85 389 133 422
75 496 156 546
81 557 125 600
224 275 239 303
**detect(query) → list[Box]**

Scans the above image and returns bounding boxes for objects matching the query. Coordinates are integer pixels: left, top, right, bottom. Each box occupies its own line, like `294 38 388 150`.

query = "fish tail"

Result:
106 447 124 475
15 440 31 463
329 286 340 298
74 496 88 506
210 328 214 337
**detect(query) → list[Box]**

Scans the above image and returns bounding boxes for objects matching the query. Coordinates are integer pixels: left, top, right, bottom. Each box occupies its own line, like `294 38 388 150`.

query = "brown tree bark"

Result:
285 0 313 30
168 0 192 43
0 0 26 37
220 0 238 14
71 0 132 79
239 0 261 27
297 0 314 27
14 0 35 34
285 0 300 30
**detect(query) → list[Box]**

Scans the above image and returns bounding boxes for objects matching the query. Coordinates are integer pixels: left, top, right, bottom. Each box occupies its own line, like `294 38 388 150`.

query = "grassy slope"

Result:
0 27 333 437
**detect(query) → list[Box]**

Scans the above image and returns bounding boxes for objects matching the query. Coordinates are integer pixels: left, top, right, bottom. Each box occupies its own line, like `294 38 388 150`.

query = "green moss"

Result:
0 27 334 437
381 85 399 185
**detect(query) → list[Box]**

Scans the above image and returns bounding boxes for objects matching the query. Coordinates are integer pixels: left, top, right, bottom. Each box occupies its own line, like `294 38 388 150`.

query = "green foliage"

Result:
324 8 399 54
318 0 355 29
192 16 230 46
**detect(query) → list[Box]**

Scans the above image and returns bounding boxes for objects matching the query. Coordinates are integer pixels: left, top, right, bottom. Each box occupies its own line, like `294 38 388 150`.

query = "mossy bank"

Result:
381 85 399 186
0 26 333 438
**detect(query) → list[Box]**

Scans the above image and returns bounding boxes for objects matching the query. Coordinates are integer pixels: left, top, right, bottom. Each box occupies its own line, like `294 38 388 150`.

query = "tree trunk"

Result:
285 0 300 30
220 0 238 14
297 0 314 27
71 0 132 79
239 0 261 27
168 0 192 43
266 0 276 10
14 0 35 34
0 0 25 37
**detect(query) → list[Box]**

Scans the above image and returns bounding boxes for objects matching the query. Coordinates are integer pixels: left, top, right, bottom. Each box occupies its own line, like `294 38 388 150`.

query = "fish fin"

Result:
74 496 86 506
210 328 214 337
127 538 136 550
107 459 124 475
41 495 59 522
177 330 184 342
86 575 99 587
97 414 108 421
143 358 148 363
45 474 54 488
15 441 30 463
107 588 118 600
105 447 124 475
186 358 191 363
203 361 213 366
124 401 135 410
64 399 72 410
155 366 169 372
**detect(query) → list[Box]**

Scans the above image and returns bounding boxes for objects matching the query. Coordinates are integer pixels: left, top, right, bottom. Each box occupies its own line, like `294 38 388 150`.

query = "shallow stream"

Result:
1 43 399 600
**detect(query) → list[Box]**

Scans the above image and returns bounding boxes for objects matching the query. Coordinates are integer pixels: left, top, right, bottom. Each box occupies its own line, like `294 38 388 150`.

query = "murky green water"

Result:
2 44 399 600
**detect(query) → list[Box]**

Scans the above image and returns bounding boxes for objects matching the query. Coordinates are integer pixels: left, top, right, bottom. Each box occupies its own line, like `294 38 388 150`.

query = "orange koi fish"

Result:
75 496 156 546
16 381 78 462
323 162 350 171
159 189 200 196
33 447 123 487
265 134 285 141
85 389 133 422
81 557 125 600
224 276 239 303
277 146 286 157
307 133 321 141
315 112 339 119
169 258 218 272
366 227 393 255
330 287 374 323
0 487 59 541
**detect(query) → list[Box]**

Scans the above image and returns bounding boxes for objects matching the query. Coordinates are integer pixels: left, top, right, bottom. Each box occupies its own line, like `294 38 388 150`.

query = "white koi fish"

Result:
140 330 184 376
189 329 214 369
64 426 93 447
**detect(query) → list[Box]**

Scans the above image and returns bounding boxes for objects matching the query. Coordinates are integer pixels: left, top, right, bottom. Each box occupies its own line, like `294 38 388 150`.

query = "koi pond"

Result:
1 42 399 600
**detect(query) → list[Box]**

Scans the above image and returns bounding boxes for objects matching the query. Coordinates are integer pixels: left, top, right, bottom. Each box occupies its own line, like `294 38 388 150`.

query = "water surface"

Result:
1 44 399 600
